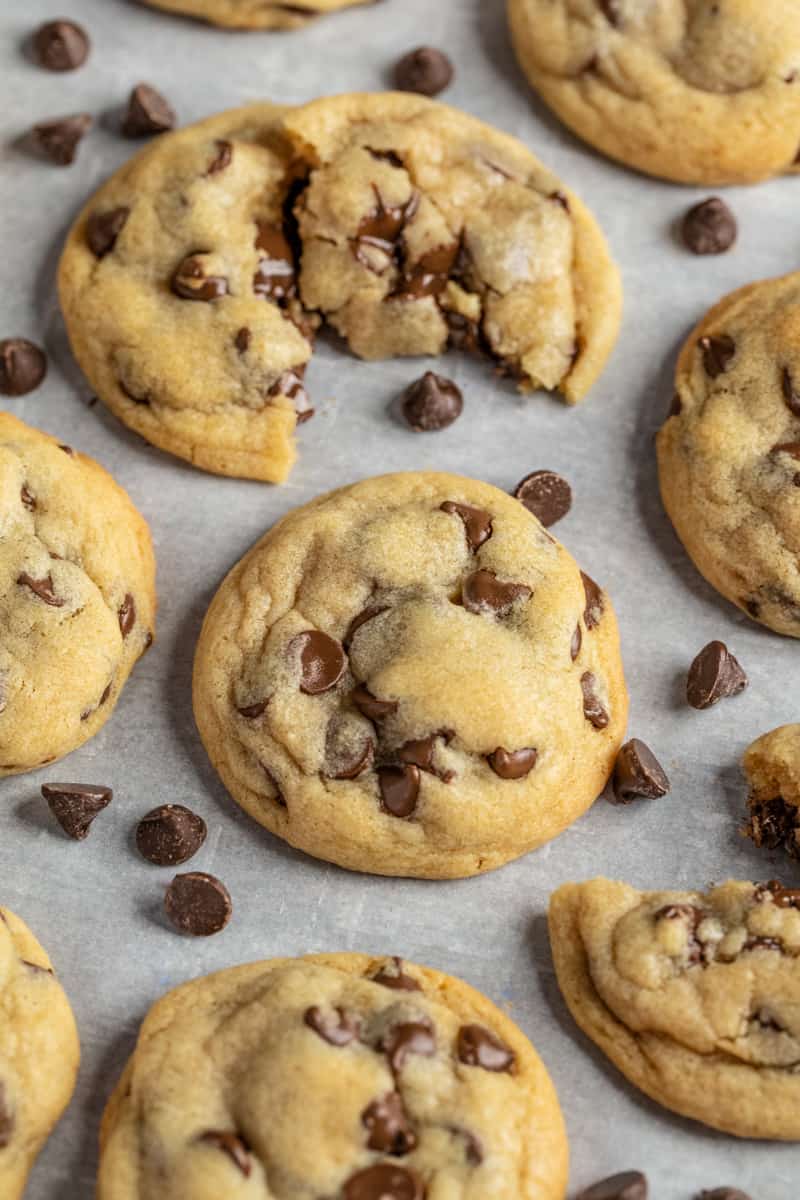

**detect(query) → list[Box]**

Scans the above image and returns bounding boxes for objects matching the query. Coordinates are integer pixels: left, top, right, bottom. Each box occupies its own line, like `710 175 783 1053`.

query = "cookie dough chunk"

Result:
508 0 800 185
96 952 568 1199
0 907 80 1200
550 877 800 1139
193 472 628 878
0 414 156 775
743 725 800 861
657 274 800 637
142 0 374 30
58 95 620 484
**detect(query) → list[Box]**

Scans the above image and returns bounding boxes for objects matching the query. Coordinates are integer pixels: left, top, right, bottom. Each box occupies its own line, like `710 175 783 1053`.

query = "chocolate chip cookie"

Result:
193 472 628 878
507 1 800 184
96 952 568 1199
0 414 156 775
657 273 800 637
743 724 800 861
59 94 621 483
142 0 373 30
0 907 80 1200
550 877 800 1139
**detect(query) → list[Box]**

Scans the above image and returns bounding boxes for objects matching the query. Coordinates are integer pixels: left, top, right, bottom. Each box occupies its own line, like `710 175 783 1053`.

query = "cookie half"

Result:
0 907 80 1200
550 876 800 1139
657 273 800 637
0 414 156 775
96 952 568 1199
193 472 628 878
59 93 621 483
141 0 375 30
508 0 800 185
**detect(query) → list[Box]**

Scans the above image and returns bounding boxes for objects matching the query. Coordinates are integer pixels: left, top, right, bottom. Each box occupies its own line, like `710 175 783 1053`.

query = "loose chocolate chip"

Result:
439 501 492 551
344 605 389 649
136 804 207 866
304 1005 361 1046
487 747 537 780
253 223 296 300
393 46 454 96
0 1082 13 1149
611 739 670 803
198 1131 251 1177
237 699 268 719
581 672 609 729
381 1019 436 1074
343 1163 424 1200
378 764 420 818
581 572 604 629
118 593 136 638
164 872 232 936
172 254 228 301
699 334 736 379
289 630 346 695
401 371 463 432
122 84 176 137
20 485 36 512
87 207 130 259
206 139 232 175
371 957 422 992
695 1191 752 1200
0 338 47 396
513 470 572 527
457 1024 515 1072
42 781 112 840
462 569 531 617
33 20 90 70
17 572 63 606
577 1172 647 1200
782 367 800 416
352 684 398 721
363 1091 417 1155
681 198 737 255
570 624 582 661
686 641 747 709
32 113 91 165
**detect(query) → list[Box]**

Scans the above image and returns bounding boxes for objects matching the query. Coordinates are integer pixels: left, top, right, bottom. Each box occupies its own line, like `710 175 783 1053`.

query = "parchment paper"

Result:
2 1 800 1195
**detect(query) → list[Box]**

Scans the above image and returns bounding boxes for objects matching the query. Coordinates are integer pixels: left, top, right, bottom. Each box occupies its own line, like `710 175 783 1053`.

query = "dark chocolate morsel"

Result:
289 630 346 695
686 641 747 710
456 1024 515 1072
136 804 207 866
439 501 492 551
699 334 735 379
304 1005 361 1046
681 198 737 255
362 1091 418 1155
122 84 176 137
172 254 228 302
87 208 130 258
581 571 604 629
33 20 90 71
370 957 422 992
393 46 454 96
343 1163 424 1200
611 739 670 803
32 114 91 165
381 1019 436 1074
17 573 63 607
462 569 531 617
576 1172 648 1200
378 765 420 818
164 872 232 936
0 339 47 396
513 470 572 527
118 593 136 638
581 672 609 729
42 781 112 840
402 372 463 432
487 746 537 780
352 685 398 721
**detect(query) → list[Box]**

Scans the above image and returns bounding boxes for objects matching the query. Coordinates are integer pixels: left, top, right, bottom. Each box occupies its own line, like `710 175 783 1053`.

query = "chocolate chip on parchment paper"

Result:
686 641 747 710
695 1190 753 1200
289 630 347 695
164 872 232 936
513 469 572 527
136 804 207 866
401 371 463 432
0 338 47 395
32 114 91 165
681 197 737 255
122 84 176 137
576 1172 648 1200
611 739 670 804
32 20 90 71
42 782 112 840
393 46 454 96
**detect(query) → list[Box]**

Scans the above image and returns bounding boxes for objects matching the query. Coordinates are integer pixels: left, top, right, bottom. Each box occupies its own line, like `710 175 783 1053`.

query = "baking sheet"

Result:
2 1 800 1195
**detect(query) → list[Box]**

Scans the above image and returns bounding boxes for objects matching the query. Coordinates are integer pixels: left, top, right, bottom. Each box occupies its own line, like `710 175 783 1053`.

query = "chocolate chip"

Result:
118 593 136 638
253 223 296 300
378 764 420 818
357 186 419 250
681 198 737 255
304 1005 361 1046
290 630 346 694
695 1191 752 1200
686 641 747 709
393 240 459 300
371 957 421 992
576 1172 648 1200
0 1082 13 1149
581 572 604 629
462 569 531 617
393 46 454 95
20 485 36 512
164 872 232 936
266 366 314 424
487 747 537 780
172 254 228 301
32 113 91 165
237 698 268 719
122 84 176 137
699 334 735 379
235 327 251 354
17 572 63 606
513 470 572 527
33 19 90 70
136 804 207 866
398 735 442 773
0 338 47 395
352 685 398 721
581 672 609 729
343 1164 424 1200
456 1024 515 1072
611 739 670 803
768 882 800 907
381 1019 436 1074
344 605 390 649
782 367 800 416
42 781 112 840
206 140 232 175
87 208 130 258
439 501 492 551
772 441 800 461
198 1131 251 1177
401 371 463 432
570 625 582 660
363 1091 417 1155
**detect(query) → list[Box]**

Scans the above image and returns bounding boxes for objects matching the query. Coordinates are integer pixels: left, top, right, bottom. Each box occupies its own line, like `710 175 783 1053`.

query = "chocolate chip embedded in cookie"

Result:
508 1 800 184
0 413 156 776
0 907 79 1200
742 724 800 861
550 877 800 1138
140 0 376 30
657 272 800 636
95 952 568 1200
193 471 628 878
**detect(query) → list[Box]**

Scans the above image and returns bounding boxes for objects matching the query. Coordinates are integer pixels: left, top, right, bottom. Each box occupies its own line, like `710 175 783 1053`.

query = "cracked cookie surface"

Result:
743 724 800 862
58 94 620 483
550 876 800 1139
96 951 568 1200
0 414 156 775
657 273 800 637
142 0 375 30
508 0 800 184
0 907 80 1200
193 472 627 878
